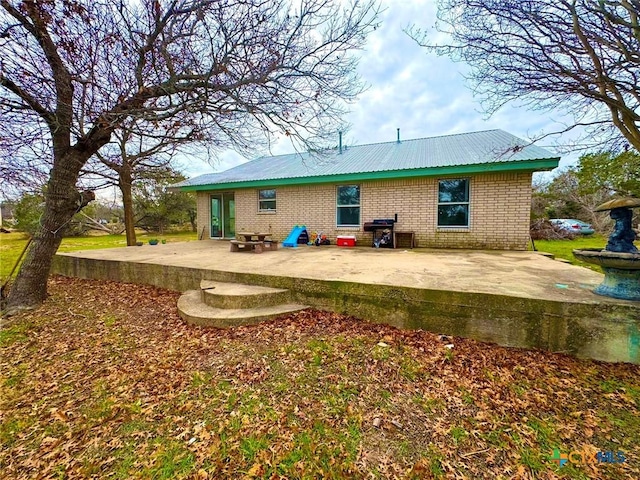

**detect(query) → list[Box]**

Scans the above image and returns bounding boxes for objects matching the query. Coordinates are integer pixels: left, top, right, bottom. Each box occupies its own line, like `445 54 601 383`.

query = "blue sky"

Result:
186 0 580 179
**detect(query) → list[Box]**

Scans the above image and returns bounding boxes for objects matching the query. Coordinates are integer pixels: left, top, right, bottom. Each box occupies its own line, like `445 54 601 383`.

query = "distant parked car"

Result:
550 219 595 235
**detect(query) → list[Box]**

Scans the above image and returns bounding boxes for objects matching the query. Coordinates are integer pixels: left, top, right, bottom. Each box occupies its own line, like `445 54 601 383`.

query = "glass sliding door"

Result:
210 195 222 238
210 193 235 238
223 194 235 238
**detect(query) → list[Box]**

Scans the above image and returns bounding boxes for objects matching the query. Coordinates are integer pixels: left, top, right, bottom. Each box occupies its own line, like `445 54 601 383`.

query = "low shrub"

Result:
529 219 576 240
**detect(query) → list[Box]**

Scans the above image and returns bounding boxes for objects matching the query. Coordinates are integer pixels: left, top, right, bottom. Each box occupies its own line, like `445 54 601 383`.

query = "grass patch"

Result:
0 416 30 447
533 234 607 271
101 314 118 327
240 435 269 462
458 386 475 405
274 420 362 477
109 443 139 480
0 231 196 281
0 232 31 282
449 426 468 444
526 416 557 449
3 363 28 388
0 322 31 346
147 440 196 479
520 447 545 473
58 230 197 253
480 427 510 448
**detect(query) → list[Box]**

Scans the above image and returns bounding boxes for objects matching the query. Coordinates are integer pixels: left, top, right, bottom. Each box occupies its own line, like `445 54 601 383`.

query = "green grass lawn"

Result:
532 234 608 271
0 231 197 283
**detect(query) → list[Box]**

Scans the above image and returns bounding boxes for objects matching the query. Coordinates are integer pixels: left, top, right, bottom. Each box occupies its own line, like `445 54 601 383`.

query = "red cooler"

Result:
337 235 356 247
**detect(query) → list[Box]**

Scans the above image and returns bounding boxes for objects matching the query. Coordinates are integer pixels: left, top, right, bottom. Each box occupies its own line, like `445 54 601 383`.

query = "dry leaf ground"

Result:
1 276 639 479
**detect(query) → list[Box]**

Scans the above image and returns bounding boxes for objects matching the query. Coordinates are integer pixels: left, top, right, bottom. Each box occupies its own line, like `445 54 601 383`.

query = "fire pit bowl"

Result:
573 249 640 300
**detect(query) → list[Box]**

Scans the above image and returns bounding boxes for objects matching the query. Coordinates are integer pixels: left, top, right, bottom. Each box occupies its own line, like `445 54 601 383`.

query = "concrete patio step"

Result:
177 289 308 328
199 280 291 309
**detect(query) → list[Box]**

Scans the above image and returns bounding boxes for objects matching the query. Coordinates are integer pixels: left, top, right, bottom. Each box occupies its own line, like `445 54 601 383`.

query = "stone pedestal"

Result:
595 267 640 301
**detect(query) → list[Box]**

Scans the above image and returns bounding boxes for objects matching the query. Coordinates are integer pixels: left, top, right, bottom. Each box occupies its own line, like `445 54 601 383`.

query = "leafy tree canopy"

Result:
13 192 43 236
531 149 640 232
576 150 640 197
133 168 196 233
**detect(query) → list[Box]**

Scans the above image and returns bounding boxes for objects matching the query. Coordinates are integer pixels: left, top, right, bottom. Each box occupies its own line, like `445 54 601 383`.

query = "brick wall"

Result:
195 171 533 250
196 192 210 239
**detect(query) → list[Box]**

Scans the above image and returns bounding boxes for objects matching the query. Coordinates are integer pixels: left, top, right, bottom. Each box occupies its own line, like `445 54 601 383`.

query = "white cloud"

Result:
184 0 582 177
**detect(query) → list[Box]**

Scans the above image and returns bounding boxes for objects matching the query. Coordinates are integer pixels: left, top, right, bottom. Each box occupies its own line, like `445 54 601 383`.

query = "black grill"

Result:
363 218 396 231
363 218 396 248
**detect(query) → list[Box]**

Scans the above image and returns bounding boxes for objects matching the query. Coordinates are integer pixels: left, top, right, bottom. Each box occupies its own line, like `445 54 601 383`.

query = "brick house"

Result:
172 129 559 250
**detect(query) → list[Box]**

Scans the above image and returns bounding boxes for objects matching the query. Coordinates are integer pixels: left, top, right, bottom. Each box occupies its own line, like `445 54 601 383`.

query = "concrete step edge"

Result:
199 280 292 308
178 290 308 328
200 280 289 296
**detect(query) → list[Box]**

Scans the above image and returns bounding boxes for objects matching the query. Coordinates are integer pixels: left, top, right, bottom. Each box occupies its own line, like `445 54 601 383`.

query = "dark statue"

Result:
606 207 638 253
573 197 640 301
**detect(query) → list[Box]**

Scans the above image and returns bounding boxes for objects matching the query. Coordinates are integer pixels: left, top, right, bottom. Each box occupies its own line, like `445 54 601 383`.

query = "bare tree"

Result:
93 115 206 246
543 168 612 231
0 0 380 312
408 0 640 152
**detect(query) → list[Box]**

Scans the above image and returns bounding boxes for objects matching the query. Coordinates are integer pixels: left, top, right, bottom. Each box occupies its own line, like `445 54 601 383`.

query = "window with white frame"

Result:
336 185 360 226
437 179 470 227
258 189 276 212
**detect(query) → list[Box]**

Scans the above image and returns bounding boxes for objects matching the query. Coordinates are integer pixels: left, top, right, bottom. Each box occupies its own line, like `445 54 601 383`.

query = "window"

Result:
336 185 360 226
258 189 276 212
438 179 470 227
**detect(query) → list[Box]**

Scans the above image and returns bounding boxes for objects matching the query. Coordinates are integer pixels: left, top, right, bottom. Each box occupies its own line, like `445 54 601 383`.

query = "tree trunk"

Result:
5 153 95 313
189 210 197 232
119 166 137 246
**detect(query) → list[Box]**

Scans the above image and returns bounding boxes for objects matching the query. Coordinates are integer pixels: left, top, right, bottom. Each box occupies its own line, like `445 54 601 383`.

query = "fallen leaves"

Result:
1 275 639 479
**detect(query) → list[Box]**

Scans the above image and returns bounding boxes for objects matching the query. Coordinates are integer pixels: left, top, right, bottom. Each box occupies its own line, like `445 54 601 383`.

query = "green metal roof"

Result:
174 129 560 191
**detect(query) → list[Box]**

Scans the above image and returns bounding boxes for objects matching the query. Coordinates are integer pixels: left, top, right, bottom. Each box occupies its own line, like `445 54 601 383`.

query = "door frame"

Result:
209 193 235 239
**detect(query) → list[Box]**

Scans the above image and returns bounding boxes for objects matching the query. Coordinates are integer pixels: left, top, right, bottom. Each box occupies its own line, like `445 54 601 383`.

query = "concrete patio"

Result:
52 240 640 363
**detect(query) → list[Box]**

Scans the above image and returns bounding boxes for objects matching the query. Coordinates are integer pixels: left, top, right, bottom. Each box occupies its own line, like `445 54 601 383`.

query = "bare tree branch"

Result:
1 0 380 311
407 0 640 152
